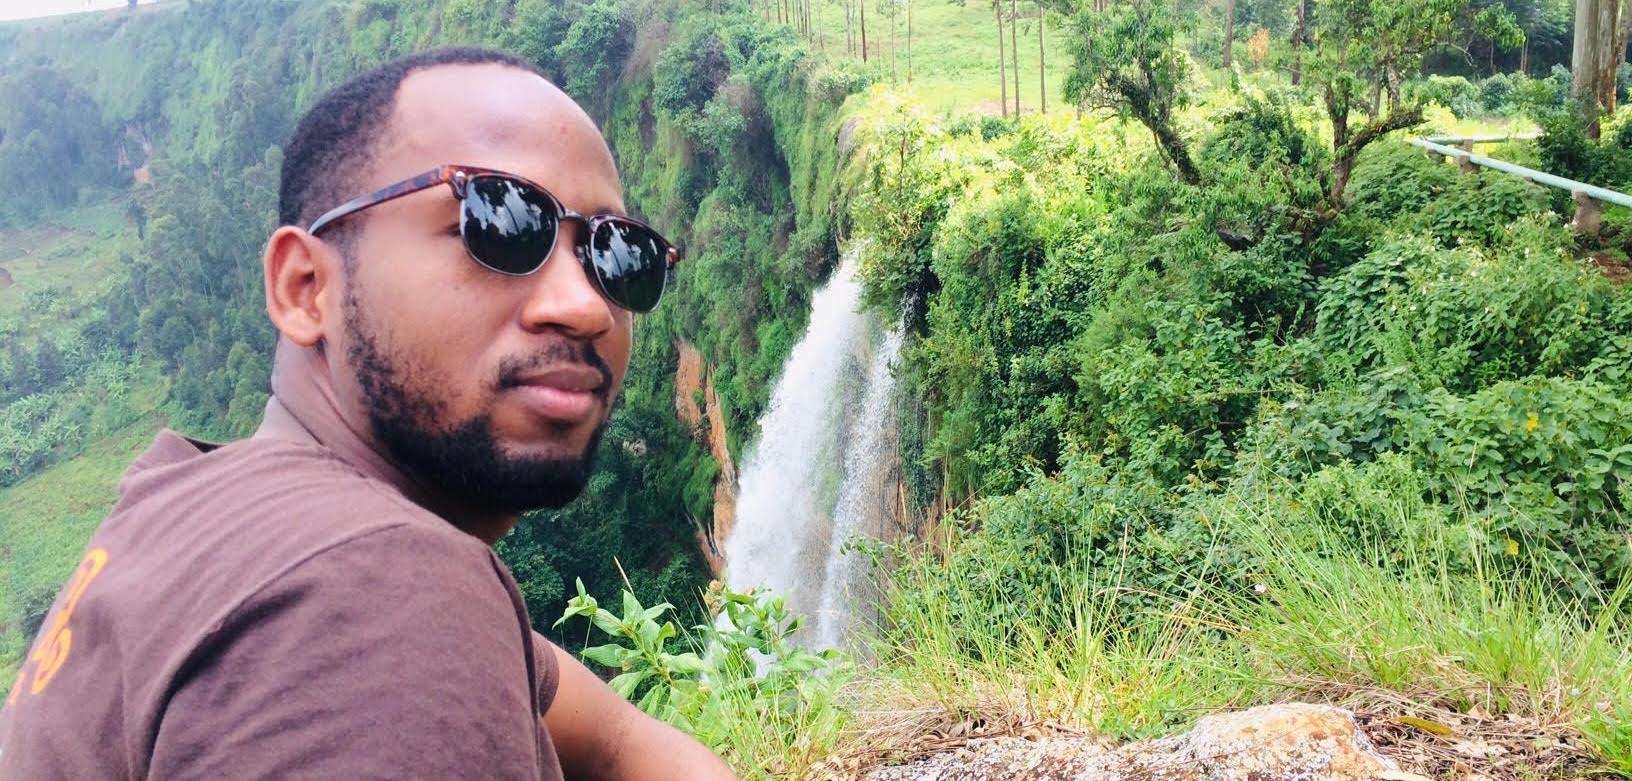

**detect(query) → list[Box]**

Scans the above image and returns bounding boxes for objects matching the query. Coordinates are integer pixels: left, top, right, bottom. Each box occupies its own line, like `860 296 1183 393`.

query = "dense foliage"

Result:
848 91 1632 637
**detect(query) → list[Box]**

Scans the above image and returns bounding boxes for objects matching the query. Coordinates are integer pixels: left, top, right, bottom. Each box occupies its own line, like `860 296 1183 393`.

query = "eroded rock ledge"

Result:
674 341 738 577
863 704 1402 781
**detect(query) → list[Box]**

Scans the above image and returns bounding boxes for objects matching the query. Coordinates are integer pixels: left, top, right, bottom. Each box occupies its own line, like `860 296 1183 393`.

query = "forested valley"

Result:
2 0 1632 777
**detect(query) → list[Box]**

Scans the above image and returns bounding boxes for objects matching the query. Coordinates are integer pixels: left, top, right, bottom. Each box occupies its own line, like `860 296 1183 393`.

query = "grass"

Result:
0 196 139 345
810 1 1075 115
812 499 1632 779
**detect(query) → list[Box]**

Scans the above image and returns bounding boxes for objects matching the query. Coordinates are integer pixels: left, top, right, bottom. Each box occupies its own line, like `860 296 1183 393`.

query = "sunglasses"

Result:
307 164 680 313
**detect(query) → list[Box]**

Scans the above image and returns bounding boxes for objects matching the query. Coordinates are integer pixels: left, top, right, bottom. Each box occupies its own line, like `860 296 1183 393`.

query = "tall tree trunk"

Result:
907 0 913 82
1037 0 1046 112
1602 0 1623 114
848 0 861 56
1575 0 1620 134
1010 0 1021 114
1521 37 1530 73
1291 0 1305 85
861 0 869 63
996 0 1008 117
1613 0 1632 110
1625 0 1632 66
1222 0 1235 70
890 5 897 81
1146 114 1201 184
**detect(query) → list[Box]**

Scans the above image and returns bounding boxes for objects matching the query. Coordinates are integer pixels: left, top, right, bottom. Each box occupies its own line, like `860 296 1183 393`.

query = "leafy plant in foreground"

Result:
556 580 849 775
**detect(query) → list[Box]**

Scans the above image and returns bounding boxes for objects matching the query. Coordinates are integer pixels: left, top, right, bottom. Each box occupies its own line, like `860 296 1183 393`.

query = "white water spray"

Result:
722 248 902 650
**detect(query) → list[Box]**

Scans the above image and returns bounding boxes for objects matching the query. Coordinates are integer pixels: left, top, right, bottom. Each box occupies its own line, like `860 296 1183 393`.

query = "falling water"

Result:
722 247 902 650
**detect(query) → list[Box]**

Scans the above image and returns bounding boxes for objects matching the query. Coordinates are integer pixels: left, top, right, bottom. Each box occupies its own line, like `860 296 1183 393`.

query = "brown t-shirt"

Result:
0 430 564 780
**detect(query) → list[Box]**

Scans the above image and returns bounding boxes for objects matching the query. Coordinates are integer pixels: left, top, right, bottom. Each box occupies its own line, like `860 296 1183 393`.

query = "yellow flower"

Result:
1525 412 1539 433
1504 538 1520 557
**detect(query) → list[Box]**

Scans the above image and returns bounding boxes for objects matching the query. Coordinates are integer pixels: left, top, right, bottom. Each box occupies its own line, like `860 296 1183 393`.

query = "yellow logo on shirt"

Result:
5 549 107 706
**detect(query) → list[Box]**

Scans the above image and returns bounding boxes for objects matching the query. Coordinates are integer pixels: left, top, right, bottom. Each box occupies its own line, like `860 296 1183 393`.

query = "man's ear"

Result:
263 225 342 348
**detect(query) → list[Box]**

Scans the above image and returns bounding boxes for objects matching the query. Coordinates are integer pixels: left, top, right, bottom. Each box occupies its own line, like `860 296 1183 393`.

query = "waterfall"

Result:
722 247 902 650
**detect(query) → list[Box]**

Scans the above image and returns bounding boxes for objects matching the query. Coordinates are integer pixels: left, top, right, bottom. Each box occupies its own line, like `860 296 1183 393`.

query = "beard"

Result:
342 289 609 515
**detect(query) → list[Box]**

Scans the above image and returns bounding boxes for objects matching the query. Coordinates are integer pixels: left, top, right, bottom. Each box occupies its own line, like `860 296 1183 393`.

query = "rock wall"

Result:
675 341 738 578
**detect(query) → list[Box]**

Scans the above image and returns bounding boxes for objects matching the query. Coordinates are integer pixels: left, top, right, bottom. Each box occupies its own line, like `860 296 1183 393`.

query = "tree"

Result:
1302 0 1511 204
33 339 66 390
1223 0 1236 69
1572 0 1620 130
1038 1 1048 112
861 0 869 61
906 0 913 80
1063 0 1202 184
1291 0 1306 84
997 0 1010 116
1011 0 1022 113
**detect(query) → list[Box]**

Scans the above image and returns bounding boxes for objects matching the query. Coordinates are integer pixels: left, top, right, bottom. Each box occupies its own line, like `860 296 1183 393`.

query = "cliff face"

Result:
675 340 737 578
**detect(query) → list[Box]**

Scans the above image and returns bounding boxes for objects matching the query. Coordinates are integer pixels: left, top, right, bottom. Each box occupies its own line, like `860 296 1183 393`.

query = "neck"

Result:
255 339 518 544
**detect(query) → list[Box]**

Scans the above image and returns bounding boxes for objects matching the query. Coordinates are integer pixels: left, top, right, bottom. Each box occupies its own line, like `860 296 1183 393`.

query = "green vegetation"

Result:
557 580 849 774
827 3 1632 771
4 0 1632 777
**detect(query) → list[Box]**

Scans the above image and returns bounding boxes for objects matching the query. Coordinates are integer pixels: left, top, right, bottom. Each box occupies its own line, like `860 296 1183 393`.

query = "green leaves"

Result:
1061 0 1201 183
555 579 850 753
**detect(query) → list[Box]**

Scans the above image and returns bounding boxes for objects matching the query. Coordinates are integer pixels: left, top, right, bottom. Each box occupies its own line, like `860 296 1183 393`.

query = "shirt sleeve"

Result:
147 524 543 780
531 630 561 715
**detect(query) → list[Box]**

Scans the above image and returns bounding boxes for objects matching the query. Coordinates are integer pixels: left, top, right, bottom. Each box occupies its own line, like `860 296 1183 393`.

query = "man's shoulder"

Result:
90 432 499 628
114 432 446 542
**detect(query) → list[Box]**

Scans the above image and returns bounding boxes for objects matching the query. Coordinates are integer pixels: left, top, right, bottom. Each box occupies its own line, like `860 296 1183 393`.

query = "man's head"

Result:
264 48 634 517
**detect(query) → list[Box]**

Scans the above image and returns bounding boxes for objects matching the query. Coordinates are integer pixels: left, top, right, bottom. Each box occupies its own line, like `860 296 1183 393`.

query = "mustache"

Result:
495 341 614 398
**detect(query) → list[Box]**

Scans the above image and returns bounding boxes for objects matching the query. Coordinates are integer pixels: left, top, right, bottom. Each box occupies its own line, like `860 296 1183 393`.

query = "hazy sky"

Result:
0 0 161 23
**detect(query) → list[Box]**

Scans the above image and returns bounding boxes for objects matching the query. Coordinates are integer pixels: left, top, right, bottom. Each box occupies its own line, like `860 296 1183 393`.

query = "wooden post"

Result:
1457 141 1477 175
1572 190 1604 236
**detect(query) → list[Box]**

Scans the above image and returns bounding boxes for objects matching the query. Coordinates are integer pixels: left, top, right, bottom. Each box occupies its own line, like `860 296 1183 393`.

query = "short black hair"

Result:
277 47 548 238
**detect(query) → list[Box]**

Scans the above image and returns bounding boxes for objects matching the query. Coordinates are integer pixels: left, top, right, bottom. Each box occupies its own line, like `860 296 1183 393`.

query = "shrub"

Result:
1317 221 1616 389
1414 377 1632 596
1344 141 1457 222
1480 72 1516 113
1405 74 1481 118
1410 170 1549 247
553 0 633 103
1535 106 1632 190
557 581 849 774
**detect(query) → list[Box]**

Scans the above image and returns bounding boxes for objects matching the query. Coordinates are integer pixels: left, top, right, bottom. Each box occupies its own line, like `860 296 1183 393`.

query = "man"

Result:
0 48 737 779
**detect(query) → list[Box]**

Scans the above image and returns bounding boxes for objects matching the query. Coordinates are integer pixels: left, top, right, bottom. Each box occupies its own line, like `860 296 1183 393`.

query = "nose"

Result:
517 221 616 339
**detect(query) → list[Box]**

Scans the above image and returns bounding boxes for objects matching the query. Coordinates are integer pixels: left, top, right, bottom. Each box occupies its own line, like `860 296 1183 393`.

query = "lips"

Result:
507 365 608 423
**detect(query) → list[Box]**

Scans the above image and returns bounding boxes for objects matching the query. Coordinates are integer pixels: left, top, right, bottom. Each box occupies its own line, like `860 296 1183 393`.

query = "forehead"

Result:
370 63 623 212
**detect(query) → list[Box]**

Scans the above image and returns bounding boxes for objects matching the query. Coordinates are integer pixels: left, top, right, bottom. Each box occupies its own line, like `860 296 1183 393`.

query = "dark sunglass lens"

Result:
461 176 557 274
590 220 669 312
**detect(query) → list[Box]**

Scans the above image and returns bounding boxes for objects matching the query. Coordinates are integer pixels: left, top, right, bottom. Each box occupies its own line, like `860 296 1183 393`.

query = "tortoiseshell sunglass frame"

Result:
306 164 680 310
